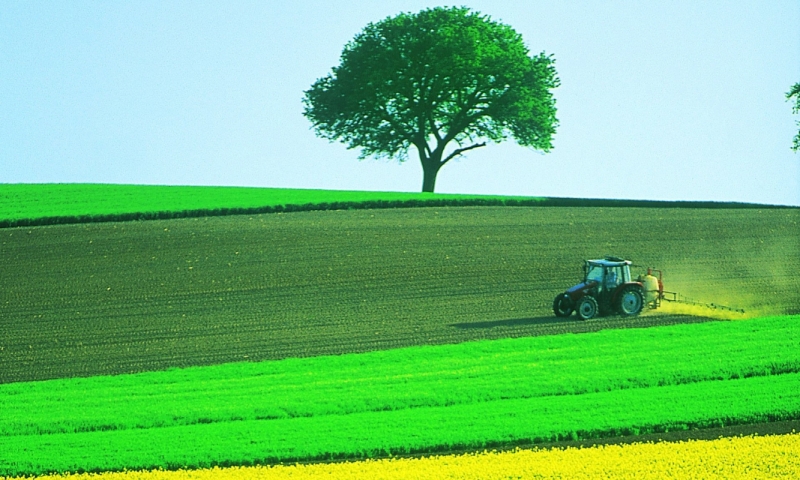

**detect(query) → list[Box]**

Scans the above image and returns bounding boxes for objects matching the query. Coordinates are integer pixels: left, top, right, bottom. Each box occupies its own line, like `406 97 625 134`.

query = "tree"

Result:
302 7 559 192
788 82 800 152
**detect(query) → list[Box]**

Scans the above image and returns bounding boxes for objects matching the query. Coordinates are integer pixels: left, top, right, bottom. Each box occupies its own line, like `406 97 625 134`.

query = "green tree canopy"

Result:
302 7 559 192
788 82 800 152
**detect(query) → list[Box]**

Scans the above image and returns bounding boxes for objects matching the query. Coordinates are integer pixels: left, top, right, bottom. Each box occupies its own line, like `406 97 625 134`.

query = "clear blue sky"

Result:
2 1 799 205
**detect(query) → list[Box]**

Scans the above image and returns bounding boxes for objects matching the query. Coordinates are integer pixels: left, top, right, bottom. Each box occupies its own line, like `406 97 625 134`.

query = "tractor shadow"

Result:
449 316 567 329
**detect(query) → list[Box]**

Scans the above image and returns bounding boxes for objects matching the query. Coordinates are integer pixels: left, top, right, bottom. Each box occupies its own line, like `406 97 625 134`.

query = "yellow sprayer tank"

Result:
642 274 660 304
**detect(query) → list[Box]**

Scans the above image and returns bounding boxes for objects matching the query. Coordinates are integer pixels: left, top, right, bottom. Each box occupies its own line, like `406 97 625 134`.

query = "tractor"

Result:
552 256 657 320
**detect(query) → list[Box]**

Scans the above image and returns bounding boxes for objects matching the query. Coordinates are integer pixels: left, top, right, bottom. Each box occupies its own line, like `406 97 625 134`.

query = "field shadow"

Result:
449 316 565 329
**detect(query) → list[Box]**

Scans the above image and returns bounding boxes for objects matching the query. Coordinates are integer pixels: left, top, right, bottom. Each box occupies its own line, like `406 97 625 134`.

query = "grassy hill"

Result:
0 183 788 228
0 184 534 226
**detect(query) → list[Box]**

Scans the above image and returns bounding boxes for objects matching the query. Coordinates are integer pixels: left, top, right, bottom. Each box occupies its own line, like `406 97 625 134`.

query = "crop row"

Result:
8 432 798 480
3 207 798 383
1 315 798 438
2 370 798 475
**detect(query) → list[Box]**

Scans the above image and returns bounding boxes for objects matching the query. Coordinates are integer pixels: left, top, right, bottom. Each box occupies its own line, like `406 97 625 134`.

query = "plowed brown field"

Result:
1 206 798 384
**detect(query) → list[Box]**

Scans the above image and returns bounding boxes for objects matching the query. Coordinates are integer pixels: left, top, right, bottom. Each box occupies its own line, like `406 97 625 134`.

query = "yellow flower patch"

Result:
22 432 800 480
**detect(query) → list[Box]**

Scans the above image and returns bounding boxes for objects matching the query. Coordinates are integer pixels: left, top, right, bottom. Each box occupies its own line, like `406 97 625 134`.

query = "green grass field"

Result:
4 315 797 437
3 375 799 474
0 183 782 228
1 315 798 474
0 183 533 226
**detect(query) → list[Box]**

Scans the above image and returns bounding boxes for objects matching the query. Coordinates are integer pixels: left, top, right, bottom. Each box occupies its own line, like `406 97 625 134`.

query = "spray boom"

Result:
641 267 745 314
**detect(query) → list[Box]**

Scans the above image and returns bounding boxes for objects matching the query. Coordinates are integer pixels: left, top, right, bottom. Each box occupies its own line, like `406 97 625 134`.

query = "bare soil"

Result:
541 419 800 449
9 206 793 384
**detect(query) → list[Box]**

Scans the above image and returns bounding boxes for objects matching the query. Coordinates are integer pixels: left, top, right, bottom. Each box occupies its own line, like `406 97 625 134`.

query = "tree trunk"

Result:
419 145 444 193
421 164 439 192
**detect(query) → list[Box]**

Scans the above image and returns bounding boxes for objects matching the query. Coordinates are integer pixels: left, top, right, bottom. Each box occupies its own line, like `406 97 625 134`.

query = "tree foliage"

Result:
788 82 800 152
303 7 559 192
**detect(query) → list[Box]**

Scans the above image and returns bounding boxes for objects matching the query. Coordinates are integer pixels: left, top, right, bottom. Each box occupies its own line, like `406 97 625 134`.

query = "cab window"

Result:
605 266 622 289
586 264 604 283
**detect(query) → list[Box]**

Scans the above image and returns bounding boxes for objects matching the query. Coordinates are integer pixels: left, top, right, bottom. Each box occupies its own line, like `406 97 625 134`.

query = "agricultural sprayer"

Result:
552 256 745 320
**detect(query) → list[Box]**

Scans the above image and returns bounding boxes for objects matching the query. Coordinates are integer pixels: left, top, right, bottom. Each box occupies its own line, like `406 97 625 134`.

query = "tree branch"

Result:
427 112 442 144
442 88 488 145
380 109 412 141
440 142 487 166
423 139 433 157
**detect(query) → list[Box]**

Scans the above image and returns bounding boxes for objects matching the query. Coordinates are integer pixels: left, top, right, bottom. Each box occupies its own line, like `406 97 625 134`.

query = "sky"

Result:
1 1 799 206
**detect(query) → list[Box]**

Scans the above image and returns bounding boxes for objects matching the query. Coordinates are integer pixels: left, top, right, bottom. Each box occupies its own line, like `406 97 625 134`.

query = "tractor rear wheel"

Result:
553 294 573 317
618 287 644 316
576 296 598 320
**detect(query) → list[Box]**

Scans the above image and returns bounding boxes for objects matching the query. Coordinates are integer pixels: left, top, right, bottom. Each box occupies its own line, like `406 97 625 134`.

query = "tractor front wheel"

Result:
553 294 573 317
576 296 599 320
618 287 644 316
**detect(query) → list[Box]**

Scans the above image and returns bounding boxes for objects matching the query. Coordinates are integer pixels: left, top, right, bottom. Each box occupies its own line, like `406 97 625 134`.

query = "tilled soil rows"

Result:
1 206 798 384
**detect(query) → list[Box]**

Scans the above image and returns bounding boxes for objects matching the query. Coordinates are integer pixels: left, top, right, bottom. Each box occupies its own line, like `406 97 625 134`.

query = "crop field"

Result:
11 433 799 480
2 206 798 383
1 201 798 476
6 315 799 437
2 314 799 474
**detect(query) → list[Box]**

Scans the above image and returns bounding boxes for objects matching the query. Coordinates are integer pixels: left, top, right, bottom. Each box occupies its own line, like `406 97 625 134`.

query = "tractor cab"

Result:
584 258 631 293
554 256 644 320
